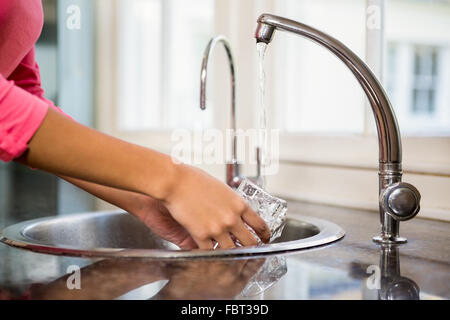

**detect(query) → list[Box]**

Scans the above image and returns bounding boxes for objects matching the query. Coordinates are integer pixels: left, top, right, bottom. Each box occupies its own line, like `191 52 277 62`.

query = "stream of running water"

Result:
257 42 269 188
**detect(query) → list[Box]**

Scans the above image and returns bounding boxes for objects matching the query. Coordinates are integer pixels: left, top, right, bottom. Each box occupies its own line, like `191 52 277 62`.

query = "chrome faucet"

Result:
200 35 261 188
254 14 421 244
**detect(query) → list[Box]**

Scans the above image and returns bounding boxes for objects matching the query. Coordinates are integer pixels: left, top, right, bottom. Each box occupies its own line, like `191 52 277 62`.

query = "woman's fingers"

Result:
177 236 198 250
231 222 259 247
195 239 215 250
241 206 271 243
195 207 270 249
195 236 235 250
213 233 236 249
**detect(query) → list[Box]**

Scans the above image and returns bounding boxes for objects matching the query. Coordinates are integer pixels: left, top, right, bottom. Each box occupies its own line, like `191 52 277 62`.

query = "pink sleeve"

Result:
0 74 49 162
9 47 72 119
0 48 72 162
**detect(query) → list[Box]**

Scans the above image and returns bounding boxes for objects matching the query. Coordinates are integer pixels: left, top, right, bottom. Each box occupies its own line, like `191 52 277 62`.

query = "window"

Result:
117 0 214 131
384 0 450 135
411 46 438 114
273 0 450 136
117 0 163 130
95 0 450 219
385 42 449 134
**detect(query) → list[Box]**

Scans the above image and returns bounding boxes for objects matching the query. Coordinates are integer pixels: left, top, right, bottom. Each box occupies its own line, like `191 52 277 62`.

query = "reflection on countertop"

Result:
0 162 449 300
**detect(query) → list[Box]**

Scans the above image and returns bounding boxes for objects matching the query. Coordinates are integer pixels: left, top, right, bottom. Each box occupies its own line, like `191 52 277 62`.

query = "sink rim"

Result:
0 210 345 259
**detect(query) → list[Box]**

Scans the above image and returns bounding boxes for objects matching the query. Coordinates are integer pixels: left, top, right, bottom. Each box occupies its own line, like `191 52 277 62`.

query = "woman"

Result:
0 0 269 250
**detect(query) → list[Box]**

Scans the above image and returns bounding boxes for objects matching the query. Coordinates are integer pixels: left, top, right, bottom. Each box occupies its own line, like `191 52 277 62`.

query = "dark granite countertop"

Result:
0 163 449 300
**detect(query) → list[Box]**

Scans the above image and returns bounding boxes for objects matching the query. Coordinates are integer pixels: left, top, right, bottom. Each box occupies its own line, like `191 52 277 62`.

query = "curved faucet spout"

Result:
200 36 240 187
255 14 401 164
200 35 237 155
200 36 262 188
254 14 421 244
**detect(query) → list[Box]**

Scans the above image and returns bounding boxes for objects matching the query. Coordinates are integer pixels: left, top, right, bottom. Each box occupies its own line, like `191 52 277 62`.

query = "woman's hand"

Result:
60 171 267 251
132 197 197 250
163 164 270 249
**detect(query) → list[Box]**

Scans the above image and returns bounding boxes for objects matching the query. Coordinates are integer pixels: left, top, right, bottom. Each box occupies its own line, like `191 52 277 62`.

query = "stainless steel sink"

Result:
0 211 344 258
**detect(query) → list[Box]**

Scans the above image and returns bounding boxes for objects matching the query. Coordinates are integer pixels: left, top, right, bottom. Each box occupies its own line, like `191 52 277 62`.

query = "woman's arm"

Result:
18 108 270 249
59 175 153 218
18 107 176 199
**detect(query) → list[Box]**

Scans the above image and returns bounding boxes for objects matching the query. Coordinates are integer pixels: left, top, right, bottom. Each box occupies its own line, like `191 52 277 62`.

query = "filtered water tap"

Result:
254 14 421 244
200 35 261 188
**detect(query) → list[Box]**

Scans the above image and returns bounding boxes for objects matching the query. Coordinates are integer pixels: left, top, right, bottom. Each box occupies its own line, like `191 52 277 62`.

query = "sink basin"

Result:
0 211 344 258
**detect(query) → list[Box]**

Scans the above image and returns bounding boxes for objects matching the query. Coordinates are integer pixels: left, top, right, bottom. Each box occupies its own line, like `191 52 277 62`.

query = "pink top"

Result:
0 0 69 162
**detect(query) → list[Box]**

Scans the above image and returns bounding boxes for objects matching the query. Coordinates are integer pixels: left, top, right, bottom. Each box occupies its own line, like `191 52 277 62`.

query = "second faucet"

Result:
200 35 261 188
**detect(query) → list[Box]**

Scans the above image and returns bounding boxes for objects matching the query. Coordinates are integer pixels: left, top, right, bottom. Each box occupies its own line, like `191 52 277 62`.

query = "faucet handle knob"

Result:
381 182 421 221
